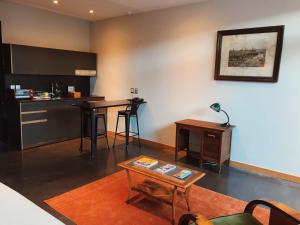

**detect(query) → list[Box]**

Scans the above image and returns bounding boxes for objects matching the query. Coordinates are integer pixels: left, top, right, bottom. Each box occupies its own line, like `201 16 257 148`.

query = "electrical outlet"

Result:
134 88 138 94
68 86 75 93
130 88 134 94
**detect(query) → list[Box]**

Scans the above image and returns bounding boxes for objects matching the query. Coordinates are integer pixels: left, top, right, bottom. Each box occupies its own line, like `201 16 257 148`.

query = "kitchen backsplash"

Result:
4 74 90 97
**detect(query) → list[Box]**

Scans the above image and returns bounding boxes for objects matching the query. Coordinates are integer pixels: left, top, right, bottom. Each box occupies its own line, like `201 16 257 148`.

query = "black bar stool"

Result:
112 98 144 152
80 111 110 159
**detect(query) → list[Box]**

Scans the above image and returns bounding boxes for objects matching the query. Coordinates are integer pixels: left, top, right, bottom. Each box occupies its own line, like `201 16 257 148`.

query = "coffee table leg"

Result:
172 187 178 225
126 170 132 203
185 186 191 211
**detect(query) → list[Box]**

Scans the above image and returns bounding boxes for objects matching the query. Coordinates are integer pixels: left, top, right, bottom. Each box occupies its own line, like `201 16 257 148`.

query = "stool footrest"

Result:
115 132 139 136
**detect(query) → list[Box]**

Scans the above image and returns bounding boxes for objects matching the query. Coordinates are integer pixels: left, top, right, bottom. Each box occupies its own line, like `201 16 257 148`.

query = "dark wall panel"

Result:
0 22 4 141
4 74 90 97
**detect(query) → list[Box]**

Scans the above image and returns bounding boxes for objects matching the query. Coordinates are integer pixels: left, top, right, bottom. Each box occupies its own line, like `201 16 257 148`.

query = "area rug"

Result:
45 171 269 225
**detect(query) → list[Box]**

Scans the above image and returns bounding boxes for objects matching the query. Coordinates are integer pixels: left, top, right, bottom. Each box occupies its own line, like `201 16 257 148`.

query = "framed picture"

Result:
214 26 284 82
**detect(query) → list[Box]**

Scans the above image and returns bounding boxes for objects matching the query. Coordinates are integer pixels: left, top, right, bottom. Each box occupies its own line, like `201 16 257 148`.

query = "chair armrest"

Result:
245 199 300 224
178 213 213 225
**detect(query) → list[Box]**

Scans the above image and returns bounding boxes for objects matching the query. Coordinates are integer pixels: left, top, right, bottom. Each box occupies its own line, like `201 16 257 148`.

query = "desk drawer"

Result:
204 132 221 143
202 132 221 159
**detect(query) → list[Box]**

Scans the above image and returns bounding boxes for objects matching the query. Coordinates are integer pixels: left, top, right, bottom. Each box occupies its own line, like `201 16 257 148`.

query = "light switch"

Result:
68 86 75 93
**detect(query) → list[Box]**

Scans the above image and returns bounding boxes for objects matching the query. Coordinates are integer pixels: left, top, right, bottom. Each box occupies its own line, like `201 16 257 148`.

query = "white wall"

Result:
91 0 300 176
0 1 90 51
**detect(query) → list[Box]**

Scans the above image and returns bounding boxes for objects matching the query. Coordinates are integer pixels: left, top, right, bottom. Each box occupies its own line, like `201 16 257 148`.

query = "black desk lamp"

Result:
210 103 230 127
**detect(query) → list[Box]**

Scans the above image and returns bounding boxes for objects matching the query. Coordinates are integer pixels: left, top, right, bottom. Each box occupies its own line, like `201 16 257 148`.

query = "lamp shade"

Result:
210 103 221 112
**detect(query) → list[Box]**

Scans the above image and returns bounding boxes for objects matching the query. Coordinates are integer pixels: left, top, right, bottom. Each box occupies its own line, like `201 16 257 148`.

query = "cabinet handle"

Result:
21 119 48 125
21 110 47 115
207 134 216 138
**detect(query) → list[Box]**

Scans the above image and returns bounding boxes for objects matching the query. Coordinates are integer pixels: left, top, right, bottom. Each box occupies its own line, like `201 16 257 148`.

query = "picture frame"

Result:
214 26 284 83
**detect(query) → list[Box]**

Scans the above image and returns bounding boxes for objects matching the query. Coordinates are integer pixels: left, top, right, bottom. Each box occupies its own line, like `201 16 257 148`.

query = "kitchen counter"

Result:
15 96 105 103
3 96 107 150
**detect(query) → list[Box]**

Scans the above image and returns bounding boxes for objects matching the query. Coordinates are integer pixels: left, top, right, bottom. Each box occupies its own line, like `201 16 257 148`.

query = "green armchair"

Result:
178 199 300 225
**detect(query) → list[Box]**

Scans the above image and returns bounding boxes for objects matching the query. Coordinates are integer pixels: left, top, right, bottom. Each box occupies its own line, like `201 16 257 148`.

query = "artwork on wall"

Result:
214 26 284 82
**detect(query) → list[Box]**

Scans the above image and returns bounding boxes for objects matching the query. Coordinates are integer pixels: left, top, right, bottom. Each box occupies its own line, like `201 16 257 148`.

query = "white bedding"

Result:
0 183 65 225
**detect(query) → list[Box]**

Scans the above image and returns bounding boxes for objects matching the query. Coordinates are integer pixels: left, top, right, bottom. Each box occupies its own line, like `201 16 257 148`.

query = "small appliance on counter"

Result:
8 89 34 99
67 85 81 98
68 92 81 98
33 91 51 100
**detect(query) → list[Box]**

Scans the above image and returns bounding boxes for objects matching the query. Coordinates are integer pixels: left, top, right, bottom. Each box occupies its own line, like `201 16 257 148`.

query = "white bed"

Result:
0 183 65 225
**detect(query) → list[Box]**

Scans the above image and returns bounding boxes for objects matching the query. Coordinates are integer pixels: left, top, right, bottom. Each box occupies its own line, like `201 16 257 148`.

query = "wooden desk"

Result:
74 100 146 158
175 119 234 173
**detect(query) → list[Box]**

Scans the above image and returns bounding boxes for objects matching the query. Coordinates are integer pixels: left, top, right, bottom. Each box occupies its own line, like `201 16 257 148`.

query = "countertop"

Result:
74 99 146 109
15 96 105 103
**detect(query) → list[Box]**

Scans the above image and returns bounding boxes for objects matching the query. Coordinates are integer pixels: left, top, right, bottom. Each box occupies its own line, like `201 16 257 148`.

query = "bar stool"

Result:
112 98 144 152
80 111 110 158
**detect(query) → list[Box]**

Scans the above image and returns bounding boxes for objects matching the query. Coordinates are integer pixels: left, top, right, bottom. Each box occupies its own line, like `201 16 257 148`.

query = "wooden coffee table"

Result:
118 156 205 225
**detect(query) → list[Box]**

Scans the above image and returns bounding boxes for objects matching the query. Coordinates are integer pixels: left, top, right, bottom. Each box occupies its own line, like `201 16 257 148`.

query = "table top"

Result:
74 99 146 110
175 119 235 131
118 155 205 189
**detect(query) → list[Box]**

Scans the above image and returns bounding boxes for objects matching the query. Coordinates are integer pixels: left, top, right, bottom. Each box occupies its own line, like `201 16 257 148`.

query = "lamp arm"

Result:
220 109 230 126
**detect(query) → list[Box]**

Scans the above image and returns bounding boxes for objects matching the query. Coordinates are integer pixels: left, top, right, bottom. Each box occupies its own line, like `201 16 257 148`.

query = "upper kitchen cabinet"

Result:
2 44 97 76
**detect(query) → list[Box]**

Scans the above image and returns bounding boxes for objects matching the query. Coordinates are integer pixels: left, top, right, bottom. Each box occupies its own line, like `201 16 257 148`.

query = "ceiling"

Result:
5 0 208 21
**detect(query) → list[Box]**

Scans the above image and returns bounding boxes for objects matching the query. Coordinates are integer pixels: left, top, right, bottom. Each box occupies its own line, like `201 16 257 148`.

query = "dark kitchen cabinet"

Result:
4 97 105 150
47 101 81 141
20 101 55 149
0 22 5 141
22 121 50 148
3 44 97 76
20 100 81 149
0 22 4 99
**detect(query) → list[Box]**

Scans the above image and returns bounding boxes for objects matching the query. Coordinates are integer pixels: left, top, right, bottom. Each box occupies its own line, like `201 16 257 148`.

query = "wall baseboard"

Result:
107 131 116 137
107 131 174 151
107 131 300 184
229 161 300 184
137 137 175 152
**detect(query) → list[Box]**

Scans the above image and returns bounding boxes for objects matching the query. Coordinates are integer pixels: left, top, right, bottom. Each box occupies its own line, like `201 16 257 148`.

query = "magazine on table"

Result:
133 157 158 168
154 164 176 174
173 169 192 180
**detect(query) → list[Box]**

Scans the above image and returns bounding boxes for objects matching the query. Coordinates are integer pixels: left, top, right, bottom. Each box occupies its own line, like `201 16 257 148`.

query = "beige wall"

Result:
1 0 299 176
91 0 300 176
0 1 90 51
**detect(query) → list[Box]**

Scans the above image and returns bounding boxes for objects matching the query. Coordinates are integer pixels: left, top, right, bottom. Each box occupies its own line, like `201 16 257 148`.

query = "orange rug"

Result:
45 171 269 225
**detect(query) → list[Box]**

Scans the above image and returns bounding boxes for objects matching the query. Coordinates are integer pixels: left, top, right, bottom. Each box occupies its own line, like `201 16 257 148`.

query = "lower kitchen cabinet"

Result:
4 97 105 150
22 121 50 148
46 101 81 142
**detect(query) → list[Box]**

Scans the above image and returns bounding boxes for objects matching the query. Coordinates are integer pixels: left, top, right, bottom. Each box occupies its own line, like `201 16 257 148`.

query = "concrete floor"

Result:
0 137 299 224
